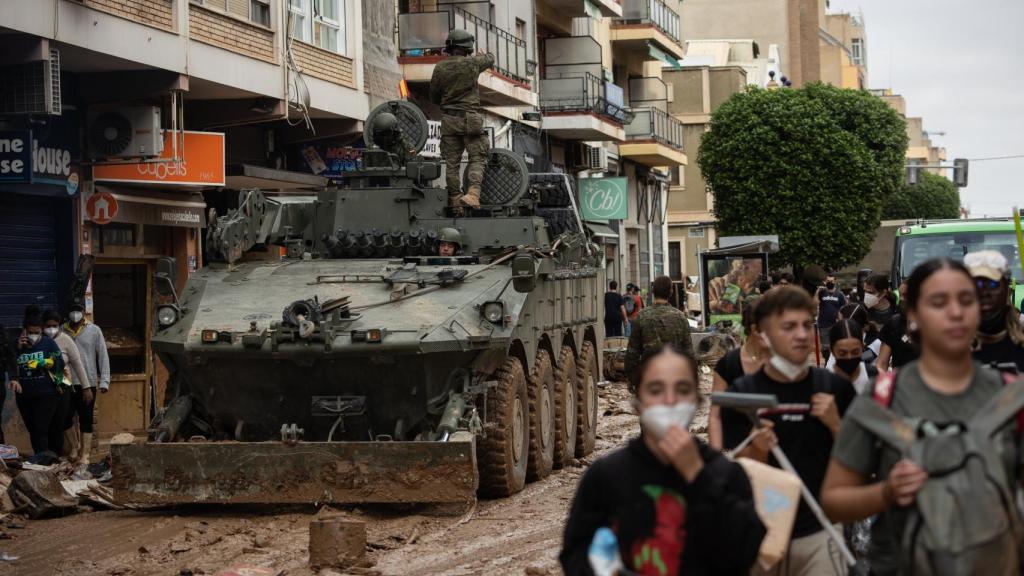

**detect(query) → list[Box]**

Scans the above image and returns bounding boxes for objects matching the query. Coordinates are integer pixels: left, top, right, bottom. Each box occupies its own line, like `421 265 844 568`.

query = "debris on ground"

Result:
7 469 78 519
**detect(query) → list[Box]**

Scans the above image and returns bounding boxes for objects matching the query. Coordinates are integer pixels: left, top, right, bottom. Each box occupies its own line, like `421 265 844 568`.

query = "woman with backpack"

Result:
821 258 1024 575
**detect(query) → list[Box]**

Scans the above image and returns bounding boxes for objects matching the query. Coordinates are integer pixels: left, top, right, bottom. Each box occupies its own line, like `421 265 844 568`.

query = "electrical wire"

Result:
969 154 1024 162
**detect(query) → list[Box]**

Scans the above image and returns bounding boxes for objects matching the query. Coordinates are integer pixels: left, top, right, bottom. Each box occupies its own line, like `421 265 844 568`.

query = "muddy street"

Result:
4 377 700 576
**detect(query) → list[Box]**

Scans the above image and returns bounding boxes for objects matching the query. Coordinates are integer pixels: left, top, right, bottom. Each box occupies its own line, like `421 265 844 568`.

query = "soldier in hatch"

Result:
438 227 462 257
429 29 494 209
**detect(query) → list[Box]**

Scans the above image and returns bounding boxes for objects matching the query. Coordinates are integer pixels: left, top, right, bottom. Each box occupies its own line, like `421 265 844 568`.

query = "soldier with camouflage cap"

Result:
429 29 494 209
371 112 415 164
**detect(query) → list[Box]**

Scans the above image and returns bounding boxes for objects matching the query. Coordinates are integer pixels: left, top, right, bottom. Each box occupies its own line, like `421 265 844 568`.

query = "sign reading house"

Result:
0 131 33 184
579 177 628 221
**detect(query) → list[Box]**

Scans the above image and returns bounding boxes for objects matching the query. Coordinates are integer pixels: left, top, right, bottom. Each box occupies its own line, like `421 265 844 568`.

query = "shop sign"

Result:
295 142 366 185
579 177 628 221
93 131 225 187
86 191 119 225
0 131 33 184
33 112 82 196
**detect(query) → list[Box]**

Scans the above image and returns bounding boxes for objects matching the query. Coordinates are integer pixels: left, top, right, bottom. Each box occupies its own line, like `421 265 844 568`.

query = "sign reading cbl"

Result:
0 131 33 184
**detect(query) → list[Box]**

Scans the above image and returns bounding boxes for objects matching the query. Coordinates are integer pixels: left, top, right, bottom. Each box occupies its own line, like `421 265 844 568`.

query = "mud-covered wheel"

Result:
575 341 599 457
526 349 556 481
478 357 529 497
552 345 578 469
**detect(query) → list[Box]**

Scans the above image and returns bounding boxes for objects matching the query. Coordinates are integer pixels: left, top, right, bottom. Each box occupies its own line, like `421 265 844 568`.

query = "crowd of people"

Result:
563 249 1024 575
0 302 109 465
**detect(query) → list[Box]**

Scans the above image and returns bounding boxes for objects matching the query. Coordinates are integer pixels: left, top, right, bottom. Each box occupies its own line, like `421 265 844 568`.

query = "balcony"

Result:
540 72 634 141
398 4 537 107
621 107 687 166
539 0 622 19
611 0 684 61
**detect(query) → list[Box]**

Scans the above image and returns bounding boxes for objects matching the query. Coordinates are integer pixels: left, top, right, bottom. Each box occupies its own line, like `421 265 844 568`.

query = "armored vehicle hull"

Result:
111 101 604 504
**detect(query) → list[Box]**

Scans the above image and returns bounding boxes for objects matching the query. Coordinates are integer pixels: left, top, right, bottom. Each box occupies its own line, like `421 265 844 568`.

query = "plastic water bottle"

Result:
588 527 625 576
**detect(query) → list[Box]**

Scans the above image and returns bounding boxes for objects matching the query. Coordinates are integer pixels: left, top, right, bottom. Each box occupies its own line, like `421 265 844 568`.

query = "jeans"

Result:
16 393 59 455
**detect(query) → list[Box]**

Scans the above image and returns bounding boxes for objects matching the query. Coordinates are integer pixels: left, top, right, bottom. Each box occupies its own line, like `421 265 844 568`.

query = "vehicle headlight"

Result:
482 301 504 324
157 305 179 327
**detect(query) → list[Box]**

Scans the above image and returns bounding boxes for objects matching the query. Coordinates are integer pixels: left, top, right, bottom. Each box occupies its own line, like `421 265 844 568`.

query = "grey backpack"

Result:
844 373 1024 575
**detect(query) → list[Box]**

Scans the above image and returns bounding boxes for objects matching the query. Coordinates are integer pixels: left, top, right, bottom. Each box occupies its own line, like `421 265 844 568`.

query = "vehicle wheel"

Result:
526 349 556 481
575 340 599 457
552 345 578 469
478 357 529 497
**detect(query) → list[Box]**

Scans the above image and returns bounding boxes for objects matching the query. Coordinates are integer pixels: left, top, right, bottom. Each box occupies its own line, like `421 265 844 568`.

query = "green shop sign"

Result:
579 177 627 221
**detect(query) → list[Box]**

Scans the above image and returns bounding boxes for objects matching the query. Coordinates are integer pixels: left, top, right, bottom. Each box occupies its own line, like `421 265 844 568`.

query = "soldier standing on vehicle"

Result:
624 276 693 375
429 29 494 209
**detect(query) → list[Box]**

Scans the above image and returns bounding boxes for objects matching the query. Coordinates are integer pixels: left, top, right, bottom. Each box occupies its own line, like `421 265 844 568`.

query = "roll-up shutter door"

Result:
0 193 60 328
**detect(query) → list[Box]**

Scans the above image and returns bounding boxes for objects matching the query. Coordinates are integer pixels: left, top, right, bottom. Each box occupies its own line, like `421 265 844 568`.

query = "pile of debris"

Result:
0 442 123 563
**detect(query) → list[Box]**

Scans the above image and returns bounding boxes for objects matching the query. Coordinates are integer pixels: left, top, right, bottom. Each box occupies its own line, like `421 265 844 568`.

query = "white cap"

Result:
964 250 1009 281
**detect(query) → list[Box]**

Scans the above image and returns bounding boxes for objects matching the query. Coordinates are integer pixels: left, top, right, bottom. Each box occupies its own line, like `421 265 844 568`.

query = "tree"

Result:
698 83 908 270
882 170 961 220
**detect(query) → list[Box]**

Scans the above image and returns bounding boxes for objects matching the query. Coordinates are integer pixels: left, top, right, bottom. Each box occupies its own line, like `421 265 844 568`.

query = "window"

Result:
669 242 682 280
251 0 270 27
851 38 864 65
288 0 347 54
515 18 526 41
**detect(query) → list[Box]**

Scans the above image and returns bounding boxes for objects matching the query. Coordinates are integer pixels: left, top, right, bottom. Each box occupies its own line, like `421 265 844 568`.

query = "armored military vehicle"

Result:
111 101 605 505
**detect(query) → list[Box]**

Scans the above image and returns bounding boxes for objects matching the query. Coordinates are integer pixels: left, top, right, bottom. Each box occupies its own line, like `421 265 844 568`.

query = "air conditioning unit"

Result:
588 145 609 171
0 46 61 116
86 106 164 160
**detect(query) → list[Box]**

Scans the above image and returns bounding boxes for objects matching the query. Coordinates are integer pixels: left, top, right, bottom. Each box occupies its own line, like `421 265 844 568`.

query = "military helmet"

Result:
438 227 462 247
372 112 401 146
445 29 475 52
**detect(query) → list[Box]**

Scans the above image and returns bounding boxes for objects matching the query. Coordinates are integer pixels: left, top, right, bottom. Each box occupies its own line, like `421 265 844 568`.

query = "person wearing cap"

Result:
63 302 110 464
965 250 1024 372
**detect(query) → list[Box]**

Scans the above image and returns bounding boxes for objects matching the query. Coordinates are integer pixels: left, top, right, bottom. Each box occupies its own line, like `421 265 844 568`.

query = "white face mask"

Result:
27 333 41 345
863 293 880 309
44 327 59 338
639 401 697 440
760 333 807 382
69 311 83 323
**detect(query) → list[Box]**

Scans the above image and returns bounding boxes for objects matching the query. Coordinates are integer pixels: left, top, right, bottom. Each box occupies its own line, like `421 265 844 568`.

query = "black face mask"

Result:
836 357 860 376
980 307 1009 335
825 281 836 290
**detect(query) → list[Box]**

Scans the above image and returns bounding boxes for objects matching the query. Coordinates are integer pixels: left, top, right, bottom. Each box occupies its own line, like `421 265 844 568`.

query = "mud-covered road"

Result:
2 376 711 576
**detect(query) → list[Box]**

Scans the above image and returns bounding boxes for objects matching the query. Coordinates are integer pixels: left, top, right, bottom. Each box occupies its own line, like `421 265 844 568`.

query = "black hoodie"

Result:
560 437 766 575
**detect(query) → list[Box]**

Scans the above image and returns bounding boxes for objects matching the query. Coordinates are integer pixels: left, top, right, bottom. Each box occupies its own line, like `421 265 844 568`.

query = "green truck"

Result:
891 218 1024 308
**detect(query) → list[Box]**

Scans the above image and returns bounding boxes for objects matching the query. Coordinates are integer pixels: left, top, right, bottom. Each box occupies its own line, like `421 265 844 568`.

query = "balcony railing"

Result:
625 106 684 149
398 4 529 84
616 0 680 43
540 72 635 125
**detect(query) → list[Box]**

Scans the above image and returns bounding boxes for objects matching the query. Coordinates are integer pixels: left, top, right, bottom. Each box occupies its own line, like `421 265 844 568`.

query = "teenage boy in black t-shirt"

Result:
722 286 856 576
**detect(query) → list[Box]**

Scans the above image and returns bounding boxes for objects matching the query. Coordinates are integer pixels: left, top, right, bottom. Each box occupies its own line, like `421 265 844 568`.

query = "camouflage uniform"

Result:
624 303 694 376
429 53 494 204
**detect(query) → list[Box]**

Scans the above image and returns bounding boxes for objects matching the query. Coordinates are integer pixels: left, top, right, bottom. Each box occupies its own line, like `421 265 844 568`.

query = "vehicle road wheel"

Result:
478 357 529 497
575 340 599 457
552 345 578 469
527 349 556 481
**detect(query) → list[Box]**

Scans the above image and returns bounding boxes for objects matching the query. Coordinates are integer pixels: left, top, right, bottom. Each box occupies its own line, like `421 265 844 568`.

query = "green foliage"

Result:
697 83 908 269
882 170 961 220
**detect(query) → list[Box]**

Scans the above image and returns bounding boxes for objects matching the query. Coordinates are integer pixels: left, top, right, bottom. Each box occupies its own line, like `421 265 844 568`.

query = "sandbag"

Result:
738 457 802 570
7 470 78 518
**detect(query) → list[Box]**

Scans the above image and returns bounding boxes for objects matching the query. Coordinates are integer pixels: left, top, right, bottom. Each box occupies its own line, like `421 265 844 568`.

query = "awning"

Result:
586 222 619 242
94 186 207 228
648 43 681 69
583 0 602 19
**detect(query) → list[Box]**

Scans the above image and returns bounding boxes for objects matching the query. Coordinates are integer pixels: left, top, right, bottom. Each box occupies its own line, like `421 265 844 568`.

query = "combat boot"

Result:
458 185 481 209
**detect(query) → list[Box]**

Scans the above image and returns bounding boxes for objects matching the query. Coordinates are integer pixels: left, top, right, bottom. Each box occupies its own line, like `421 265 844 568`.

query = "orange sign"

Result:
93 131 225 186
86 191 118 225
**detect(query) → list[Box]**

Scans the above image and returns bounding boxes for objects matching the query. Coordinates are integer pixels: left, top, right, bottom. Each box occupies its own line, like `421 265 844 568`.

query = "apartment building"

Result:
819 8 867 89
0 0 368 441
871 89 947 174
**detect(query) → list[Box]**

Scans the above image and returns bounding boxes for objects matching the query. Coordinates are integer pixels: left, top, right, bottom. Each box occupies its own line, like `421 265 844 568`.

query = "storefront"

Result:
84 130 222 440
